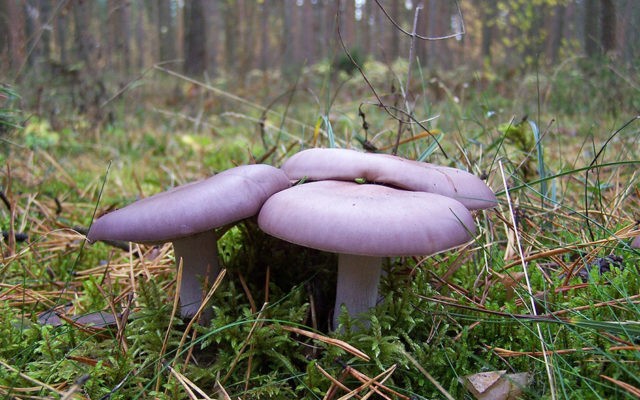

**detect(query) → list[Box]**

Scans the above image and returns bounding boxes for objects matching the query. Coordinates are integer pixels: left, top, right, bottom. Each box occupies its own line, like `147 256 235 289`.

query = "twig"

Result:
154 65 315 133
335 364 398 400
402 350 455 400
0 190 11 212
335 9 447 158
0 358 63 396
4 165 16 256
316 363 354 399
499 160 557 399
215 380 232 400
346 364 408 400
156 258 185 394
100 60 180 108
600 375 640 398
392 4 422 155
221 303 267 385
373 0 466 41
176 270 227 363
584 115 640 241
490 345 640 358
166 362 213 400
281 325 370 361
60 374 91 400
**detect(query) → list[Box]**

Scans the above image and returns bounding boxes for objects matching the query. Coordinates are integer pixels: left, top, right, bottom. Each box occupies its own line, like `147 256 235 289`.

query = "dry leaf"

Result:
460 370 531 400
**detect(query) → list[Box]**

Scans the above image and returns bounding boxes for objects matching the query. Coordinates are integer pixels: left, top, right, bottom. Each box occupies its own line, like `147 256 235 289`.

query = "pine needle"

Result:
281 325 370 361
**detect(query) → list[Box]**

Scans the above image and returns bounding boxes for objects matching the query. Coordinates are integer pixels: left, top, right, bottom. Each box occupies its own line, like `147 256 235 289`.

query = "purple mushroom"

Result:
258 180 476 329
87 164 290 323
282 148 497 210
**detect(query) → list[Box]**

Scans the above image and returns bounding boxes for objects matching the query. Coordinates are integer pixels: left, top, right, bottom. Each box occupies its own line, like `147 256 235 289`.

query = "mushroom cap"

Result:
87 164 291 244
282 148 497 210
257 180 476 257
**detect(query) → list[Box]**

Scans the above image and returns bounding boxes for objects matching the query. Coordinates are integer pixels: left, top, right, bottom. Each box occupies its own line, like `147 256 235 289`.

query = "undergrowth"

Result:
1 57 639 399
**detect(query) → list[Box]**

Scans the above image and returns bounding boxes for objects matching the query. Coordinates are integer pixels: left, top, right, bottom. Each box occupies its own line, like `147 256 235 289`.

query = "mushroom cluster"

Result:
258 148 497 329
87 148 496 330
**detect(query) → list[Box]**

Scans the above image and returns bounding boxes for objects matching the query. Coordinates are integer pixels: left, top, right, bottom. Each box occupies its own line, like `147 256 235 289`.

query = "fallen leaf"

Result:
460 370 531 400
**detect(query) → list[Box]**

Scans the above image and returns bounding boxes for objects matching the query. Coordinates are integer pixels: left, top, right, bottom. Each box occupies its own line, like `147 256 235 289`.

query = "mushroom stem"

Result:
172 230 220 323
333 254 383 330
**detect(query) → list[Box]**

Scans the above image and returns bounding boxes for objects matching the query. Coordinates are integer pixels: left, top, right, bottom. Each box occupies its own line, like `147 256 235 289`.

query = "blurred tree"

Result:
158 0 176 62
600 0 616 54
184 0 207 76
134 2 146 69
73 0 95 68
619 0 640 63
224 0 238 73
481 0 498 63
1 0 638 108
388 0 400 61
206 1 220 75
302 0 315 64
280 0 294 76
238 0 258 81
107 0 131 73
547 2 567 63
0 1 27 75
24 1 46 71
584 0 600 57
259 2 270 71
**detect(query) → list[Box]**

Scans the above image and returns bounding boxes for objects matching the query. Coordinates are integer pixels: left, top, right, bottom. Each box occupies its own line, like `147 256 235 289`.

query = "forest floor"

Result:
1 60 640 399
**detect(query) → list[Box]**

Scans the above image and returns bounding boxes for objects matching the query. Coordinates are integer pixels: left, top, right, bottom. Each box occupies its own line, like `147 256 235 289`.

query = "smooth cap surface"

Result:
282 148 497 210
258 180 476 257
88 164 291 244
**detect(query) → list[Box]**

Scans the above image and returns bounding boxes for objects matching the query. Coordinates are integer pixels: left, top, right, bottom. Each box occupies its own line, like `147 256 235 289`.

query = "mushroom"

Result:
87 164 290 323
282 148 497 210
257 180 476 329
632 236 640 249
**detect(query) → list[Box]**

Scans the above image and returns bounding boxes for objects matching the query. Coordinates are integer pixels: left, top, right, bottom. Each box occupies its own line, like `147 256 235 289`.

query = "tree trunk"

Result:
55 4 68 64
183 0 207 76
73 0 96 71
600 0 616 54
324 0 337 60
619 0 639 63
205 1 220 76
280 0 294 76
158 0 176 62
135 2 145 69
1 1 27 74
480 0 497 64
224 0 237 73
38 0 53 62
302 0 314 64
259 2 270 70
362 0 374 59
547 3 566 64
238 0 257 78
426 0 438 68
584 0 600 57
388 0 400 61
108 0 131 73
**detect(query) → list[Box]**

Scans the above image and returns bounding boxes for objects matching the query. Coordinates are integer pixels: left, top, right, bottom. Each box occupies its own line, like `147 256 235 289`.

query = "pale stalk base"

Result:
172 230 220 324
333 254 382 330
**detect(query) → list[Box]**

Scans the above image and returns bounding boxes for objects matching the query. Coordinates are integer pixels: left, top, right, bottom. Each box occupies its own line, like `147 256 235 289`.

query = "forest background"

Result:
2 0 639 120
1 1 640 399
